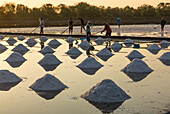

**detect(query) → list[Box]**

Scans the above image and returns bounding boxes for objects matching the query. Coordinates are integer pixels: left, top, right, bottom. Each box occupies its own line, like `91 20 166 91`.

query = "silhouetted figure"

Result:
86 20 92 42
78 18 85 33
117 18 121 29
161 17 166 32
40 17 44 34
68 18 73 35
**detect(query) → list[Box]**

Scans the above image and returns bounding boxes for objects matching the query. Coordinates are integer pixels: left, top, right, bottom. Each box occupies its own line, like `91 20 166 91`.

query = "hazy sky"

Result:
0 0 169 8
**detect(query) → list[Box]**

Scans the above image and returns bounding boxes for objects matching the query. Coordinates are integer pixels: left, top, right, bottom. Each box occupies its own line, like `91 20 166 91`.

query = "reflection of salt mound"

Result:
147 44 161 54
124 38 134 47
25 38 37 47
78 41 90 50
40 36 48 42
121 59 153 82
77 57 103 75
30 74 68 91
48 39 61 49
39 46 55 55
66 47 82 55
111 42 123 52
17 35 25 41
66 37 74 44
81 79 130 103
0 70 22 91
0 35 5 40
12 44 29 55
126 50 145 61
95 37 104 45
159 52 170 66
0 44 8 54
160 40 169 48
7 37 17 46
96 48 114 61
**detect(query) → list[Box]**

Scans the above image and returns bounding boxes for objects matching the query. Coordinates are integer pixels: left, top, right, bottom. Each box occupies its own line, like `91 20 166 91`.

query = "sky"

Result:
0 0 169 8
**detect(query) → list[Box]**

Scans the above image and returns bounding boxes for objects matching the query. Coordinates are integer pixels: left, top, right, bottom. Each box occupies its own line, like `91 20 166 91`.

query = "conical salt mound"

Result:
66 47 82 55
95 37 104 45
25 38 37 47
6 37 17 46
78 41 90 50
126 50 145 61
29 74 68 91
96 48 114 61
124 38 134 47
48 39 61 49
40 36 48 42
6 52 26 62
0 35 5 40
12 44 29 55
158 52 170 66
111 42 123 52
81 79 130 103
17 35 25 41
39 46 55 55
160 40 169 48
66 37 74 44
147 44 161 54
0 44 8 54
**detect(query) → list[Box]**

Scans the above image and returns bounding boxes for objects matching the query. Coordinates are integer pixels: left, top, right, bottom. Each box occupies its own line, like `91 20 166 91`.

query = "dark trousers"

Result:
40 27 44 34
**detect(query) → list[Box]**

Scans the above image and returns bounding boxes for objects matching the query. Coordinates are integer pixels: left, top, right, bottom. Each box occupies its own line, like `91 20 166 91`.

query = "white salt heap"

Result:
7 37 17 45
66 47 82 55
158 52 170 66
25 38 37 47
96 48 114 61
0 43 8 53
40 36 48 42
0 70 22 84
121 59 153 73
126 50 145 61
78 41 90 50
12 44 29 54
38 54 62 66
147 44 161 54
81 79 130 103
160 40 169 48
17 35 25 41
29 74 67 91
6 52 26 62
124 38 134 47
95 37 104 45
0 35 5 40
111 42 123 52
66 37 74 44
48 39 61 49
39 46 55 55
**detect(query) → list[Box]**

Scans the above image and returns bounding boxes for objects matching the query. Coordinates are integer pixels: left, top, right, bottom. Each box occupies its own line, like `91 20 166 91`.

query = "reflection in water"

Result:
6 61 26 68
77 68 102 75
0 82 21 91
39 64 60 71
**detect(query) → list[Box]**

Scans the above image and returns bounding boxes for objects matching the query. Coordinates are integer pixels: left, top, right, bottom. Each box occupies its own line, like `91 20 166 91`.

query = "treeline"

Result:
0 2 169 20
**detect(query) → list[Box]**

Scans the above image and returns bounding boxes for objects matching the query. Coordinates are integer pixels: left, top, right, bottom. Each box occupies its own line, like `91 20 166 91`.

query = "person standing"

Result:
117 18 121 28
78 18 85 33
68 18 73 35
161 17 166 32
40 17 44 34
86 20 92 42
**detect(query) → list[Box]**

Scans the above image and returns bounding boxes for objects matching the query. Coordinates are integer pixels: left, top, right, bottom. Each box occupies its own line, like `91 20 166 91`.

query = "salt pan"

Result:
25 38 37 47
66 47 82 55
95 37 104 45
78 41 90 50
158 52 170 66
17 35 25 41
147 44 161 54
0 43 7 54
48 39 61 49
96 48 114 61
40 36 48 42
66 37 74 44
39 46 55 55
124 38 134 47
0 35 5 40
12 44 29 55
126 50 145 61
111 42 123 52
160 40 169 48
7 37 17 46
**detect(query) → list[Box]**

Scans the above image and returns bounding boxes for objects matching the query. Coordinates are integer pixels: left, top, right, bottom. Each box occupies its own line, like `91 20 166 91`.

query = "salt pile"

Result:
0 35 5 40
78 41 90 50
17 35 25 41
30 74 67 91
5 52 26 68
38 54 62 71
0 44 8 54
66 36 74 44
12 44 29 55
126 50 145 61
77 57 103 75
48 39 61 49
6 37 17 46
39 46 55 55
158 52 170 66
147 44 161 54
111 42 123 52
40 36 48 42
124 38 134 47
96 48 114 61
160 40 169 48
95 37 104 45
66 47 82 59
25 38 37 47
0 70 22 91
121 59 153 81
